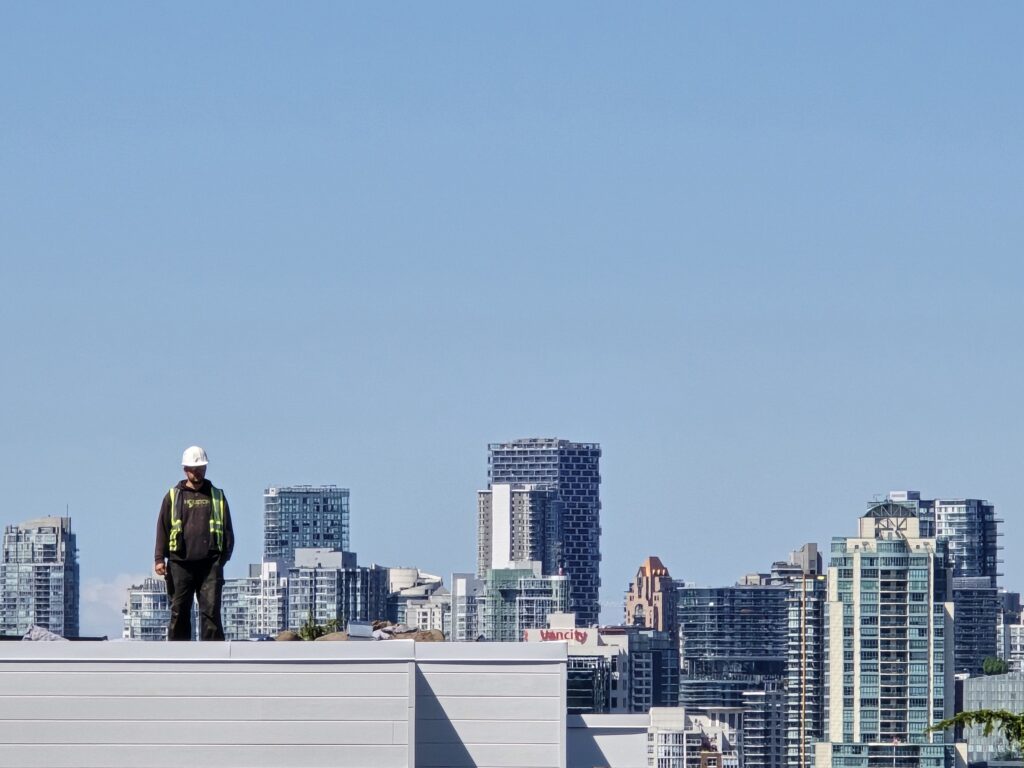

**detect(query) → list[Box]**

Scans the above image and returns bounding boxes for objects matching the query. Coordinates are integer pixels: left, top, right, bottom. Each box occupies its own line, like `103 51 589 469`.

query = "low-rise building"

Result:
526 614 678 715
404 588 450 636
647 707 741 768
386 568 449 635
286 549 388 631
525 615 631 714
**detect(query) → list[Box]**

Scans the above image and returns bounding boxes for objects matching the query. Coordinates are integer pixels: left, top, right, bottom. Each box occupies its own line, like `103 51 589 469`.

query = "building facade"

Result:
932 497 1000 585
676 583 789 711
885 493 1003 681
386 568 444 625
625 556 678 634
526 617 632 714
998 612 1024 673
263 485 350 569
286 549 388 631
525 617 680 715
960 672 1024 764
624 627 681 713
404 589 451 635
122 577 173 641
0 516 79 638
786 574 827 768
815 499 958 768
480 561 569 642
449 572 484 642
742 686 786 768
646 707 742 768
487 438 602 626
222 562 287 640
950 576 999 676
477 484 562 578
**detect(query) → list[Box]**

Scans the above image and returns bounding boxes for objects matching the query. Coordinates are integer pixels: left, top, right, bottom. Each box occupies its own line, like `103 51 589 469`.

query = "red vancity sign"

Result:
538 629 589 643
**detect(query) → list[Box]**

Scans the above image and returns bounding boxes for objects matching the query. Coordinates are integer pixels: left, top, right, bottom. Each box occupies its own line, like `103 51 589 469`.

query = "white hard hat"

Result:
181 446 209 467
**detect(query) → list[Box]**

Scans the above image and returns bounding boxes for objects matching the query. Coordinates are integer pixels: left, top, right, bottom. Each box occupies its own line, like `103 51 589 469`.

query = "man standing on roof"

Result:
154 446 234 641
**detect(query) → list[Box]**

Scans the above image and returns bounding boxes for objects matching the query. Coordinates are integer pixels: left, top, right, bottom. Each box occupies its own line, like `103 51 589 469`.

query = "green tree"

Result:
298 613 339 641
929 710 1024 754
983 656 1010 675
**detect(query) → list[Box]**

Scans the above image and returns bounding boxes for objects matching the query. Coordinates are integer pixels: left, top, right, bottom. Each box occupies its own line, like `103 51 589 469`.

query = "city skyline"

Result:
2 4 1022 640
2 472 1017 639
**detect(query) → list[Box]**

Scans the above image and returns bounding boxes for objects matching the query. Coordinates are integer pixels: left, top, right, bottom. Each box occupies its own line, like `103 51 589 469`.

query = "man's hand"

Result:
155 560 167 577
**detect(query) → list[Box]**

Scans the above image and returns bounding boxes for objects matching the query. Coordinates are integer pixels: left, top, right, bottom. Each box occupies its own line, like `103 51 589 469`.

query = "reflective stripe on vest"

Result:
168 485 225 553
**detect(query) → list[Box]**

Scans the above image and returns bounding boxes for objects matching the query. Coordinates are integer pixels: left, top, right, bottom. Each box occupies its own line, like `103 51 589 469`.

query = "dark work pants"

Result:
166 558 225 641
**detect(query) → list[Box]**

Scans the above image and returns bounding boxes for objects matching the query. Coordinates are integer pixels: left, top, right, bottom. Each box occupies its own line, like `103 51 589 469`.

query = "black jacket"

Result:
154 479 234 564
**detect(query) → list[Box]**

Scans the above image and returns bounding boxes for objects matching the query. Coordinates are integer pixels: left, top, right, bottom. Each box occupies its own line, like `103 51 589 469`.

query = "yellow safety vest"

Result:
168 485 226 554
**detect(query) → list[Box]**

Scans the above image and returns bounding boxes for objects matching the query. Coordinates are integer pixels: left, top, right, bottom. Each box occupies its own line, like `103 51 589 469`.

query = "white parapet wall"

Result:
0 640 567 768
416 643 567 768
567 714 649 768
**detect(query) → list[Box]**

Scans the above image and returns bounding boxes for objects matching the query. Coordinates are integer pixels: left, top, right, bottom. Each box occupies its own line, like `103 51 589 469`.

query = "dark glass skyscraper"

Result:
676 583 790 710
487 438 602 626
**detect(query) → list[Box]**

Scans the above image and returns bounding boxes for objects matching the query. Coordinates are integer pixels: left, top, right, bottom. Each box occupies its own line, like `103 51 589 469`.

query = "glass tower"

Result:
263 485 350 569
0 516 79 638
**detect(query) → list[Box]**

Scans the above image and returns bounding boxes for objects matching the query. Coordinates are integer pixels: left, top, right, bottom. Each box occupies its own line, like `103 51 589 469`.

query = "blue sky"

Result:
1 4 1022 636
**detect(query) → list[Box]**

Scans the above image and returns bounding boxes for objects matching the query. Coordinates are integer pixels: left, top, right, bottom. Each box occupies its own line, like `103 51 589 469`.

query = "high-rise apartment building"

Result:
933 497 1000 585
786 574 827 768
887 491 1001 680
487 438 602 626
286 549 388 631
263 485 350 569
885 492 1000 584
477 484 562 578
222 562 287 641
743 686 786 768
0 517 79 638
676 583 789 710
816 499 959 768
